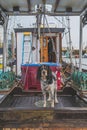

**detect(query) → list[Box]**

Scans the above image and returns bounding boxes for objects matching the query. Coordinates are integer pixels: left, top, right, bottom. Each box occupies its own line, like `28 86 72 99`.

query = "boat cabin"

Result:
14 27 64 75
13 27 64 91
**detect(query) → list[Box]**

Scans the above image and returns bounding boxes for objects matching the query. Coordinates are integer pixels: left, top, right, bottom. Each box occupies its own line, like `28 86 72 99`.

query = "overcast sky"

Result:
7 15 87 49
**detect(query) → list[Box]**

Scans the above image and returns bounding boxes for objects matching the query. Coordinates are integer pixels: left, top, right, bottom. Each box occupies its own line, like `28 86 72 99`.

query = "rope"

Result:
54 16 69 29
40 14 45 62
21 15 39 89
23 18 38 88
23 33 33 87
44 15 58 62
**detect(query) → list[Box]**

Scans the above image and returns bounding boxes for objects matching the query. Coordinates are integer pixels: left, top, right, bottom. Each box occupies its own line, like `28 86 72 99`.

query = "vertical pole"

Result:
79 16 83 71
15 32 17 75
36 14 40 63
36 5 42 63
56 34 59 63
3 18 8 72
59 33 62 63
11 32 15 59
37 20 40 62
67 16 72 64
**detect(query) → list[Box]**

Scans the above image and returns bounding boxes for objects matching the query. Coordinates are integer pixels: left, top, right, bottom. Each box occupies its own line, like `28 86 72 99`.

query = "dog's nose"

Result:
43 71 45 74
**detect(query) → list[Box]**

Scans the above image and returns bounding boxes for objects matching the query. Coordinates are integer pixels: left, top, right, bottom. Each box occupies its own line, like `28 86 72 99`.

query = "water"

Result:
63 58 87 70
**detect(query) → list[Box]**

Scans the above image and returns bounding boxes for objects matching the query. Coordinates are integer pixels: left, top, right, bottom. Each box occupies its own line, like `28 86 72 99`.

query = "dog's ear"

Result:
37 66 41 81
47 66 53 84
47 66 52 78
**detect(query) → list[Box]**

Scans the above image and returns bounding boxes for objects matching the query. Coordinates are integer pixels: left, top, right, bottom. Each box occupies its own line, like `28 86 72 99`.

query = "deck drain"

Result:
35 100 51 107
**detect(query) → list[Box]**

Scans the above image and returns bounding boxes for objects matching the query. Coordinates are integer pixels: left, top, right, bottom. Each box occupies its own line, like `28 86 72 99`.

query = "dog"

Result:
37 64 58 107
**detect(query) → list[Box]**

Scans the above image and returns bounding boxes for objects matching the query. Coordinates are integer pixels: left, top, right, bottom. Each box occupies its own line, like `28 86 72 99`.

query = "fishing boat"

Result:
0 0 87 130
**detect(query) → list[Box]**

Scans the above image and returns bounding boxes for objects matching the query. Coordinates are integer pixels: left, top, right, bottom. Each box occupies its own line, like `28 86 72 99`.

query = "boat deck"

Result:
1 87 87 127
0 91 87 109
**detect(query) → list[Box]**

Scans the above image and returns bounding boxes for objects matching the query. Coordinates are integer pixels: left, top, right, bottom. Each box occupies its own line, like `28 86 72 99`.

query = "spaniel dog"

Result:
37 64 58 107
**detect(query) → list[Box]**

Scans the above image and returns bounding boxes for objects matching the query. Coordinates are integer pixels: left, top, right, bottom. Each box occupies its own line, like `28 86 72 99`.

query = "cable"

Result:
54 16 69 29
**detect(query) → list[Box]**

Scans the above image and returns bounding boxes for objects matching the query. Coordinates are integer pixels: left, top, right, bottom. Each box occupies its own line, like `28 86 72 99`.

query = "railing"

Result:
0 71 15 90
63 57 87 71
72 71 87 90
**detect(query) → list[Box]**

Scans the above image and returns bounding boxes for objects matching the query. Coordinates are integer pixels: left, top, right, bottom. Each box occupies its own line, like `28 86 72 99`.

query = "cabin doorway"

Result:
40 36 56 62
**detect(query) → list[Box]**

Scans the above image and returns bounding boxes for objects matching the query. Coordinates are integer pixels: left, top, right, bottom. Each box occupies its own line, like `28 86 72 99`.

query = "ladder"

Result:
22 32 32 64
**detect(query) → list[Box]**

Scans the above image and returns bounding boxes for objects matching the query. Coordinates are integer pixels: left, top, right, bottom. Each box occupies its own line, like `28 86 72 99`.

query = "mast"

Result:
66 16 72 63
1 11 9 72
79 16 83 71
36 5 42 62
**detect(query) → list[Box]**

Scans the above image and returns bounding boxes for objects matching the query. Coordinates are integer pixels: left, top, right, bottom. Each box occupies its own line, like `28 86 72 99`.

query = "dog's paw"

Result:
51 104 54 108
55 99 59 103
51 101 54 108
47 98 51 101
43 103 46 107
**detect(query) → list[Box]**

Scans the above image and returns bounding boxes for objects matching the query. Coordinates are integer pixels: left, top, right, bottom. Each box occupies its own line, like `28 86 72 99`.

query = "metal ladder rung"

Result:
24 40 31 42
24 51 29 52
22 33 32 64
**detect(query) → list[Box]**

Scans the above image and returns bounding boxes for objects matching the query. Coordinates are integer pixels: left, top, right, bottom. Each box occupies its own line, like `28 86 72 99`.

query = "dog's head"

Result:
37 65 53 82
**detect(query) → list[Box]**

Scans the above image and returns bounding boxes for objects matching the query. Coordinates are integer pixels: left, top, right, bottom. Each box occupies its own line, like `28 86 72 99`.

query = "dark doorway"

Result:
48 37 56 62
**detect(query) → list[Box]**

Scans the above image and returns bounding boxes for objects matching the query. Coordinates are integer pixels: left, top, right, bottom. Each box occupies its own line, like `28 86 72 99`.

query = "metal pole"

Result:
79 16 83 71
3 20 8 72
0 10 9 72
67 16 72 63
36 14 41 62
56 34 59 63
36 5 42 62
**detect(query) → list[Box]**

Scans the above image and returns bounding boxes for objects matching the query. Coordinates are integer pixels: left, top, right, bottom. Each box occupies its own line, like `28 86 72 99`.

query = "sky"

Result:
69 16 87 49
7 15 87 49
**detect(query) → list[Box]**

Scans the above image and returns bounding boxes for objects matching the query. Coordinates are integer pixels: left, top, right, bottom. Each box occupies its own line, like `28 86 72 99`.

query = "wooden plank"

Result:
3 128 87 130
83 128 87 130
3 129 11 130
17 129 23 130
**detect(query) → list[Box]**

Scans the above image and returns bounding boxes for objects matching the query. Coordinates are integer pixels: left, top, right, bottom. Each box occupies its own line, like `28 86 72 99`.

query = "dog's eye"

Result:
44 66 47 69
40 67 43 70
46 66 48 69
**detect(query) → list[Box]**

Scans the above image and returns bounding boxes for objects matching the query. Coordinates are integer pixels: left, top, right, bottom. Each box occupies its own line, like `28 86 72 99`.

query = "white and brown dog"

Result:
37 64 58 107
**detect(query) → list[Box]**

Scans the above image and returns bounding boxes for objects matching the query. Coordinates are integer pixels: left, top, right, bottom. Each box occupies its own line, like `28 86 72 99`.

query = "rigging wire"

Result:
53 16 72 61
54 16 69 29
53 16 72 60
23 33 33 87
45 15 56 51
63 16 70 58
54 16 74 76
44 15 59 63
44 15 72 84
41 4 46 62
23 16 38 87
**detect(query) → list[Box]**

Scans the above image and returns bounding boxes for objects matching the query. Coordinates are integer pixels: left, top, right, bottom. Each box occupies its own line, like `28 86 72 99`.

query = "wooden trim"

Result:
3 128 87 130
54 0 60 12
27 0 31 12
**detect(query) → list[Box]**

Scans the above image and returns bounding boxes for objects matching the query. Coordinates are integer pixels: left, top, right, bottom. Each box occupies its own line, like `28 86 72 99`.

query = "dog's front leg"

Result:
43 94 46 107
54 82 58 103
55 90 58 103
48 91 51 101
51 90 54 108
